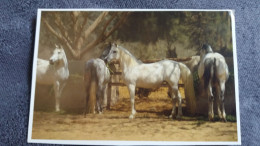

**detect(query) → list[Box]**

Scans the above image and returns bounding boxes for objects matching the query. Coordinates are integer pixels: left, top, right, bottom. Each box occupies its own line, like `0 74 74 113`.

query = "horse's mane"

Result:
61 49 69 69
202 44 213 53
118 45 140 67
56 47 69 72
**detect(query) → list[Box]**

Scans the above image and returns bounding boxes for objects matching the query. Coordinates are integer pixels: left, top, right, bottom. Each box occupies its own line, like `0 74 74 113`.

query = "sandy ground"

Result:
32 87 238 141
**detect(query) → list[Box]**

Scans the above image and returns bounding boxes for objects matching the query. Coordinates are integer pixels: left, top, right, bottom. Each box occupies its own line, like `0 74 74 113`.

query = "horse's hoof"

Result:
221 118 227 122
129 115 134 119
55 110 65 114
168 115 174 119
208 117 214 122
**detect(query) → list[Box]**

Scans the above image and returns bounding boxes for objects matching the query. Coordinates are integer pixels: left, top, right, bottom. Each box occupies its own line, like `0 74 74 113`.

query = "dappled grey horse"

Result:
105 43 195 119
198 44 229 122
84 44 114 115
84 58 110 115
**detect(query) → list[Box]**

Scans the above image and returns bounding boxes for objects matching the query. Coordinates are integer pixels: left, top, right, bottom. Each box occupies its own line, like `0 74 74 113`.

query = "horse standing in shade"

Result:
84 45 111 115
198 44 229 122
36 45 69 112
105 43 195 119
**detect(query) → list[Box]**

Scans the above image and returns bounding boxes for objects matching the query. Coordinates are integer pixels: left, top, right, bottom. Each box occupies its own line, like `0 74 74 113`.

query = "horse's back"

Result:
37 58 49 68
36 58 55 84
85 58 110 85
128 59 180 88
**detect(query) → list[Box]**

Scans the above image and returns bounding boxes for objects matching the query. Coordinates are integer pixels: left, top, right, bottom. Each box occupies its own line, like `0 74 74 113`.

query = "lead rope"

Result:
106 62 114 75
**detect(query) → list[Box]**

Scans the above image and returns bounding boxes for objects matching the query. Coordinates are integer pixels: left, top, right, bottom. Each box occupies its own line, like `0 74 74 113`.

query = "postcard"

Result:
28 9 240 145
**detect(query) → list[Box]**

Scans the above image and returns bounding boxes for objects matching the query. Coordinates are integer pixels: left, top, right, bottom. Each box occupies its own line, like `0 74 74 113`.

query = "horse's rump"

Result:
203 58 216 89
202 53 229 90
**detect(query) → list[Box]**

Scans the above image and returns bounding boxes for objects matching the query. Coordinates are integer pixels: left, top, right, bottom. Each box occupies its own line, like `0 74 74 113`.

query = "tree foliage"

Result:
114 11 233 56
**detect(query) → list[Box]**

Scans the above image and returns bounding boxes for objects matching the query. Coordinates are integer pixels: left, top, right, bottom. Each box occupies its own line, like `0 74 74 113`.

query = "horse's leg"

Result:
207 84 214 121
220 81 227 122
169 85 178 119
216 85 223 120
54 81 60 112
95 89 101 114
101 86 106 112
127 84 136 119
97 85 105 114
177 89 183 119
103 84 108 110
84 83 90 117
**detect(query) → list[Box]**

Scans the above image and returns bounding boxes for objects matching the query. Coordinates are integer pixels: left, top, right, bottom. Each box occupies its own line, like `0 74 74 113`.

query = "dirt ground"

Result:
32 87 238 141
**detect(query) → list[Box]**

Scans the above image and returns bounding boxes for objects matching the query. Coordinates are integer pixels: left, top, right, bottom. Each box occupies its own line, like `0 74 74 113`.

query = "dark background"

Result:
0 0 259 145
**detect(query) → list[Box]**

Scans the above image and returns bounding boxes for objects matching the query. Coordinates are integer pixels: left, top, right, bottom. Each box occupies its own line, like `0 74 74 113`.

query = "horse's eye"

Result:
113 51 117 54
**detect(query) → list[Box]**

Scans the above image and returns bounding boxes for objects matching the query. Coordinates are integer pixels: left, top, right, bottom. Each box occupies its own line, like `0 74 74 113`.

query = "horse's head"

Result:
100 42 112 61
200 44 213 58
49 45 65 65
104 43 120 63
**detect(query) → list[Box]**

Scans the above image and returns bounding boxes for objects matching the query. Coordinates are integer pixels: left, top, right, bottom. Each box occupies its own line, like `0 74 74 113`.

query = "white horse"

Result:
84 58 110 115
36 45 69 112
105 43 194 119
198 44 229 122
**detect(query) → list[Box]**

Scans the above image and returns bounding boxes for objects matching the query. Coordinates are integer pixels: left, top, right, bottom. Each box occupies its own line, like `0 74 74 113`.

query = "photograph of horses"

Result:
28 9 240 145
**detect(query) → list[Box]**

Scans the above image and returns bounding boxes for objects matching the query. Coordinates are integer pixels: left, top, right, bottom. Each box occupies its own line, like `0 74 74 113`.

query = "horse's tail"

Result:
179 63 197 114
203 58 216 90
84 62 97 116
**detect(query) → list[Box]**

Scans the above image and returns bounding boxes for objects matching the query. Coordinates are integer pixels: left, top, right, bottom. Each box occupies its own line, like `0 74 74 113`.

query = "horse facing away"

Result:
36 45 69 112
84 47 111 115
105 43 195 119
198 44 229 122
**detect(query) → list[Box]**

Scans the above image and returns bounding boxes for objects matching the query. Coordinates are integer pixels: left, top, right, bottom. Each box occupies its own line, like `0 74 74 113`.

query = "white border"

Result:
28 9 241 145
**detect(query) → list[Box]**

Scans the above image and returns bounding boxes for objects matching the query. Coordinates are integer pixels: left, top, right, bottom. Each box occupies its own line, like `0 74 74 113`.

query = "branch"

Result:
103 12 130 41
80 12 130 57
74 13 88 49
54 14 73 46
71 12 80 42
83 12 109 40
100 13 118 35
43 18 79 58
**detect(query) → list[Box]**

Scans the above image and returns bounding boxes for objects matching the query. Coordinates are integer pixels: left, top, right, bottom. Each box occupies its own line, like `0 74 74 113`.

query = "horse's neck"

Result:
119 50 139 74
55 56 69 78
63 56 69 72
